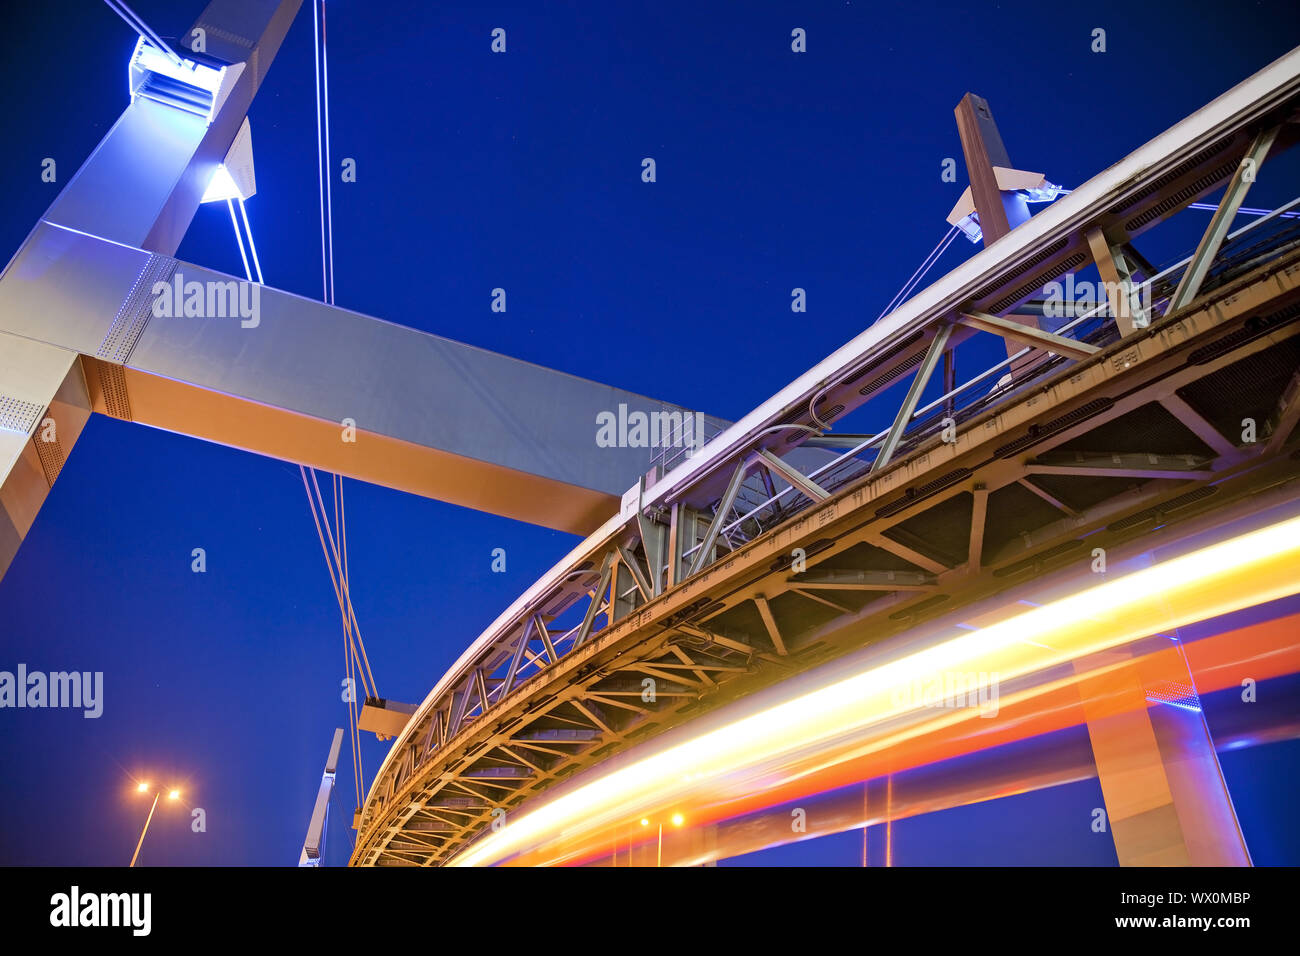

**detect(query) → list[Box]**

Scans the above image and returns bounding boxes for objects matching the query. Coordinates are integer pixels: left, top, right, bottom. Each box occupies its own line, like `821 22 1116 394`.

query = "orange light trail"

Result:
450 514 1300 867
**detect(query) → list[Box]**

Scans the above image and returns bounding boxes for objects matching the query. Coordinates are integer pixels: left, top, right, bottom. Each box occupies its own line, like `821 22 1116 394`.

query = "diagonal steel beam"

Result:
871 324 953 473
968 486 989 573
668 645 716 688
1265 365 1300 454
1168 125 1280 313
533 614 557 665
790 587 854 614
0 226 713 542
1 0 301 581
502 618 535 696
1086 230 1148 337
867 533 949 575
447 688 470 740
634 475 664 596
753 594 788 656
573 552 615 649
1160 395 1239 458
689 457 752 576
0 0 722 581
754 449 830 503
52 0 303 253
616 543 654 603
957 311 1099 361
1017 478 1079 518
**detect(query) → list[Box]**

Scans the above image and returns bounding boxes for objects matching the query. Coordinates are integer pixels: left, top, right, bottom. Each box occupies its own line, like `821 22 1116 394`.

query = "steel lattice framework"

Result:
351 48 1300 866
2 1 1297 868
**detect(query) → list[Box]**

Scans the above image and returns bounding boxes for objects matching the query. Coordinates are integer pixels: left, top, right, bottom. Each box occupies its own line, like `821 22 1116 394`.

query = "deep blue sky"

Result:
1 0 1298 866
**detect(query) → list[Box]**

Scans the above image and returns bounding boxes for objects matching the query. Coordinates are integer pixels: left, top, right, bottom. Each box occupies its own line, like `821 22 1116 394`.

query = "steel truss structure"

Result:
3 0 1298 868
353 50 1300 865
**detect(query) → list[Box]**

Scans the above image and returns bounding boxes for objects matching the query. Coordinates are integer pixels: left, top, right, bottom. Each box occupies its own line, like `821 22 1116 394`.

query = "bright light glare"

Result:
1021 181 1063 203
671 813 684 827
136 783 149 793
168 790 180 801
128 38 226 126
200 164 242 203
137 44 222 91
955 212 982 244
449 514 1300 867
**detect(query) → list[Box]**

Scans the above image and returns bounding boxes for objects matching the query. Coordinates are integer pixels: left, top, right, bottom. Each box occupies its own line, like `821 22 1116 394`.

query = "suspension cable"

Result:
321 0 337 306
312 0 328 302
300 468 375 700
299 467 364 807
226 199 251 281
876 224 960 321
307 0 368 812
335 474 378 696
806 225 962 430
309 468 375 698
102 0 183 64
335 475 365 809
236 198 264 285
220 55 371 808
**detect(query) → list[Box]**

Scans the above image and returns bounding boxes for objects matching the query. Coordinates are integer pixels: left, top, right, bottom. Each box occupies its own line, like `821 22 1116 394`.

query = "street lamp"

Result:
130 782 181 867
641 813 684 867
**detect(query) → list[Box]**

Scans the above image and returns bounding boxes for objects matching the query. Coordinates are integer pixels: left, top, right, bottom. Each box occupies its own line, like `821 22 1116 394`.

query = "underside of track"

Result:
354 230 1300 867
352 54 1300 867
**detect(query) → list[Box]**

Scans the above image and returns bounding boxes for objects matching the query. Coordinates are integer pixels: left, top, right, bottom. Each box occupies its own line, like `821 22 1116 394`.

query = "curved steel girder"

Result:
354 245 1300 865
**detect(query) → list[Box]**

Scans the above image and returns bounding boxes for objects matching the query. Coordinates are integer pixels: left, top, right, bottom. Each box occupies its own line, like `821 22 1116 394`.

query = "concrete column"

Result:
1077 642 1250 866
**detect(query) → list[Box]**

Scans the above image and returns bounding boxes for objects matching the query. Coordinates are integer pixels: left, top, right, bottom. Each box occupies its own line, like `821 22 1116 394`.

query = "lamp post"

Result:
641 813 684 867
130 782 180 867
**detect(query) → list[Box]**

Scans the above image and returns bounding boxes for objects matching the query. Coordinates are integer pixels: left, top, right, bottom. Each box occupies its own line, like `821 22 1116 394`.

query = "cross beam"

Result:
0 223 706 535
2 0 306 579
957 311 1099 361
0 0 711 580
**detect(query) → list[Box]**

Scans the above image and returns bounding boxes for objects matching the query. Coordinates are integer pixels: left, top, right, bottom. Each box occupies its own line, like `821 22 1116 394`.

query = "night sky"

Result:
2 0 1299 866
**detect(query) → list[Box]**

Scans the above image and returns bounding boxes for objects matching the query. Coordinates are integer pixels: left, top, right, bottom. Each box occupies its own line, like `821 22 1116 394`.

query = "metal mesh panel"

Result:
97 255 178 364
0 395 42 434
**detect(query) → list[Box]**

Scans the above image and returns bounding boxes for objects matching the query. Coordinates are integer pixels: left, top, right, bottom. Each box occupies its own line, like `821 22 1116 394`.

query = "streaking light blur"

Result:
449 514 1300 866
